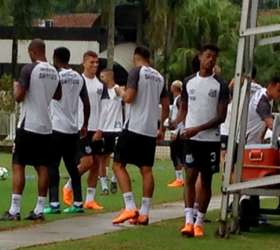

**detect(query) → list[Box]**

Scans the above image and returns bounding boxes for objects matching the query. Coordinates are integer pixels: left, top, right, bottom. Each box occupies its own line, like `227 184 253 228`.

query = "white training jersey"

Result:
246 88 273 144
220 101 232 136
78 74 103 131
98 85 123 132
17 61 59 134
170 95 184 135
182 72 229 142
51 68 88 134
124 66 167 137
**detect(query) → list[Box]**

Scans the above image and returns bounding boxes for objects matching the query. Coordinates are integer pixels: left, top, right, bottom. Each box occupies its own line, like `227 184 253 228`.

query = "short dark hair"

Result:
200 44 220 54
191 54 200 73
270 75 280 85
134 46 150 60
101 68 114 73
83 50 98 61
54 47 70 64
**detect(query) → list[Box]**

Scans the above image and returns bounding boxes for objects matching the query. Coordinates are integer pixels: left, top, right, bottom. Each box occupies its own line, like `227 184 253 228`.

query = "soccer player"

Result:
96 68 124 195
167 80 184 188
112 46 169 225
63 51 103 210
44 47 90 214
175 44 229 237
1 39 60 221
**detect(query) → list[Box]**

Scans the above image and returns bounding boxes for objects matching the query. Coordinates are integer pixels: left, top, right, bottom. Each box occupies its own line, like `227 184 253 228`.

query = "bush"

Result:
0 74 15 112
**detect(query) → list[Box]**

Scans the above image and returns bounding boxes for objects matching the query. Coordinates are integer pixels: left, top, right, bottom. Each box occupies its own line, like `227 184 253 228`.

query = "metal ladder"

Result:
218 0 280 237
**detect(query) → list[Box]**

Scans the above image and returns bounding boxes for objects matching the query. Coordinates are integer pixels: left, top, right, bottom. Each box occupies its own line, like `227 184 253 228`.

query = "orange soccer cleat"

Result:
112 209 139 224
129 214 149 225
167 179 184 188
63 187 73 206
194 224 204 237
83 200 104 210
181 223 194 237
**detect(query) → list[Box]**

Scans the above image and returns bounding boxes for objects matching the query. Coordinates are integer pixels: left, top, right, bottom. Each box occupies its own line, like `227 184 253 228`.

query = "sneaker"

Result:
181 223 194 237
43 206 61 214
83 200 104 210
129 214 149 225
63 205 84 214
25 211 45 221
194 224 204 237
112 209 139 224
63 187 73 206
100 188 109 196
167 179 184 188
0 211 21 221
110 182 118 194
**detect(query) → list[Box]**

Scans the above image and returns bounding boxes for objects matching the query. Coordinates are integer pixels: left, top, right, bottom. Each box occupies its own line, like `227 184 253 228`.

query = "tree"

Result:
144 0 240 82
78 0 118 69
7 0 52 77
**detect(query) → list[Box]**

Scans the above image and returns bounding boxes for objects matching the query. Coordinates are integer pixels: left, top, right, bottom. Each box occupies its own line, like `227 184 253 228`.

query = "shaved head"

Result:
28 39 45 53
28 39 46 62
100 68 115 86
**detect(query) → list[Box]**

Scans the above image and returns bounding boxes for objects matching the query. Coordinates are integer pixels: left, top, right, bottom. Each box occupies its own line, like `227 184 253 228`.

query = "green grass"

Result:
0 152 222 231
22 199 280 250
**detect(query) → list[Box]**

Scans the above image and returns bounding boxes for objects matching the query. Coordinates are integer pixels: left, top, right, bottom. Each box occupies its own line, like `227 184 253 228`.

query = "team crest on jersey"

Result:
97 88 103 95
185 154 194 164
189 89 195 94
85 146 92 154
208 89 217 98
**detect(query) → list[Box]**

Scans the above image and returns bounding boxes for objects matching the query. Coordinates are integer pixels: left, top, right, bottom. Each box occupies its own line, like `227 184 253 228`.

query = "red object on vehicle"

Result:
242 144 280 181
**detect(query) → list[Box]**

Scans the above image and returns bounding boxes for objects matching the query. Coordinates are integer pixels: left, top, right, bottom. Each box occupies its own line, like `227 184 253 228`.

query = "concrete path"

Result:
0 196 221 250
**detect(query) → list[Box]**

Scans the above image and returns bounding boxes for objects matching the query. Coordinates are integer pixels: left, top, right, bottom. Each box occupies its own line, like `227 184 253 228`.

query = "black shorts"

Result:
13 128 52 166
221 135 228 151
170 134 184 167
77 131 120 160
76 132 93 161
182 140 221 174
114 130 156 167
51 131 80 167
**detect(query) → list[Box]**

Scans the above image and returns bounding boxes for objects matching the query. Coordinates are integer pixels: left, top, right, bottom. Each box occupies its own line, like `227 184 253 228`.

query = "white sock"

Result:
86 187 96 202
139 197 152 215
123 192 136 210
34 196 46 215
73 201 83 207
65 179 72 190
193 202 199 217
100 176 108 190
9 194 22 215
184 207 194 224
175 170 183 180
195 211 205 226
111 175 117 183
50 202 60 208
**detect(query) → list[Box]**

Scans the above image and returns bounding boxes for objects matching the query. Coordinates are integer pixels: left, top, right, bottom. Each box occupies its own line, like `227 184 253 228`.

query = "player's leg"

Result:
84 155 103 210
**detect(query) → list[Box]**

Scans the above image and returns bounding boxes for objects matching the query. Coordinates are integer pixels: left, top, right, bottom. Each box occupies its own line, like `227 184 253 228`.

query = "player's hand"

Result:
180 127 200 139
156 129 165 144
92 130 103 141
115 86 125 97
169 120 177 130
80 126 88 138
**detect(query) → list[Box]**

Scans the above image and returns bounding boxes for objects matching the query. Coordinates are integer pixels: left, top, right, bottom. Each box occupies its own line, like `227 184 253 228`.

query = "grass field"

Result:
0 152 222 231
21 199 280 250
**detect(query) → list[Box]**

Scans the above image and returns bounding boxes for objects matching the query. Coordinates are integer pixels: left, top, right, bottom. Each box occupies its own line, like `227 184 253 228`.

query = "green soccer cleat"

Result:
43 206 61 214
63 205 84 214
